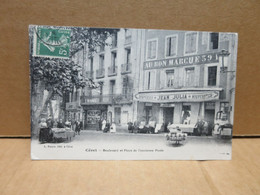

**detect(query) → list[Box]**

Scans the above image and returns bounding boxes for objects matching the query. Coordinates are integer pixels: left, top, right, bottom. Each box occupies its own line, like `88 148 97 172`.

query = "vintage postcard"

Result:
30 25 238 160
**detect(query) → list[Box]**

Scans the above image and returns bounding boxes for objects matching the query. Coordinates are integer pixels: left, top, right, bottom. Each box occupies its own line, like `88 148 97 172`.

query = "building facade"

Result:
80 28 144 130
136 30 237 131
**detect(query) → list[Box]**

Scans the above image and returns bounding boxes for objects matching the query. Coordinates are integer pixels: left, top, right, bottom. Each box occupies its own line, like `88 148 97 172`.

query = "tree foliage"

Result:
30 26 119 95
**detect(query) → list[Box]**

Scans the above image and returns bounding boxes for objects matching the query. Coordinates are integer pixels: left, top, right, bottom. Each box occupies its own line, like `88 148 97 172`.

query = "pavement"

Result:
31 129 232 160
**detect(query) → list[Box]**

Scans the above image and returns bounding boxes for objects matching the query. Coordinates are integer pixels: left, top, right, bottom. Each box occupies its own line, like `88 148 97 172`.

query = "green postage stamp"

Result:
32 26 71 58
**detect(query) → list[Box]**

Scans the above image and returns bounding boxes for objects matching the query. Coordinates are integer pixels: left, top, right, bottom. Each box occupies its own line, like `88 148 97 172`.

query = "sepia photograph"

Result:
30 25 238 160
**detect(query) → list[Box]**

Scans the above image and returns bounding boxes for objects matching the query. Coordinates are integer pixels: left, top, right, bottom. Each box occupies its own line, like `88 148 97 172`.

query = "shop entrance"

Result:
204 102 216 133
114 107 121 124
163 108 174 125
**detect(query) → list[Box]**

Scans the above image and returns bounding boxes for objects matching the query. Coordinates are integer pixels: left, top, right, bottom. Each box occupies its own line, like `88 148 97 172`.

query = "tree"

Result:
29 26 119 138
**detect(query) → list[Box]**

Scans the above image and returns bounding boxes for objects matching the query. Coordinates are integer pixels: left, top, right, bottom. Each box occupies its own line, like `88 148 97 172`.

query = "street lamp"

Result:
218 49 230 73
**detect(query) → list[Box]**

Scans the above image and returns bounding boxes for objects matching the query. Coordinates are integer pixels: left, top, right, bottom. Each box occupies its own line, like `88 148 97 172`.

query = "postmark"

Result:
33 26 71 58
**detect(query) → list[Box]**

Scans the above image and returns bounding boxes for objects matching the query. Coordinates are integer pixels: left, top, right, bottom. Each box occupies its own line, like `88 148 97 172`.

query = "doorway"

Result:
114 107 121 124
163 108 174 125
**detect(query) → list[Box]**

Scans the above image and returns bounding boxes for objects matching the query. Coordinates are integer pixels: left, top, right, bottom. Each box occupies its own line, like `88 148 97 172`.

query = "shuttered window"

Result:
185 32 197 54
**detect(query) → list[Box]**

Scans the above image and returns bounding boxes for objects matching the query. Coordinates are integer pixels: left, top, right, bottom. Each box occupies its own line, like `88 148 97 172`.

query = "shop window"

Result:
145 106 152 123
181 105 191 124
185 67 195 87
185 32 197 54
166 69 175 87
147 39 157 60
208 66 217 86
209 33 219 50
220 102 229 113
166 36 177 57
217 102 229 121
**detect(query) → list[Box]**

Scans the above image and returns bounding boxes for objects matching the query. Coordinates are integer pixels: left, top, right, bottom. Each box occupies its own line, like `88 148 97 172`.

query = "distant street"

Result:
31 130 232 160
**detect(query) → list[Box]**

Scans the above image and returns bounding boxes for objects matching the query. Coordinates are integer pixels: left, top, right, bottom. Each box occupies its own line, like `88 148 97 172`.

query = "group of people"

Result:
38 117 82 141
194 119 213 136
98 118 116 133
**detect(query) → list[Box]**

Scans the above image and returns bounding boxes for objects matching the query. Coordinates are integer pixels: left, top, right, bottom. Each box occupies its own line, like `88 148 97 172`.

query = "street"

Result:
31 130 232 160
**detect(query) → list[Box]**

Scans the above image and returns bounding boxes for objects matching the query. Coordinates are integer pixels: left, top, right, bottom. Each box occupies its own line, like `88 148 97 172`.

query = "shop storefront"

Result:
82 105 108 130
65 101 82 122
136 90 221 132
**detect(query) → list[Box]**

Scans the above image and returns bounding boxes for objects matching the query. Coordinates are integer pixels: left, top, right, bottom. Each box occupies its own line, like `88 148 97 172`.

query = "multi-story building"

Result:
80 28 144 130
136 30 237 131
65 48 85 123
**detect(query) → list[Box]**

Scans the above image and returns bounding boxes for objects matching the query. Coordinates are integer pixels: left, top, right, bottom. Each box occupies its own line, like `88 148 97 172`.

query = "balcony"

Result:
96 68 105 79
113 93 133 105
80 93 133 105
121 63 132 74
108 66 117 77
86 71 94 79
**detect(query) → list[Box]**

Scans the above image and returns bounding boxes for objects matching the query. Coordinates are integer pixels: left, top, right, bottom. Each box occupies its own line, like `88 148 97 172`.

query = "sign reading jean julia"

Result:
136 91 220 103
143 53 219 70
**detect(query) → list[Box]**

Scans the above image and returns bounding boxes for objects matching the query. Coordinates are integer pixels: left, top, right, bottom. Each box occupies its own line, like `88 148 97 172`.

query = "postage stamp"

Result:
32 26 71 58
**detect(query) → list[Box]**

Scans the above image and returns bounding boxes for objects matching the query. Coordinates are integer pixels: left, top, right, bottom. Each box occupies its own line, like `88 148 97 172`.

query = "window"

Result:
209 33 219 50
147 40 157 60
90 57 93 72
110 80 115 95
166 36 177 57
220 102 229 113
145 71 155 90
148 72 151 89
185 67 195 87
208 66 217 86
126 48 131 64
99 55 104 69
185 32 197 54
112 33 117 48
166 69 175 87
111 52 117 70
125 29 131 37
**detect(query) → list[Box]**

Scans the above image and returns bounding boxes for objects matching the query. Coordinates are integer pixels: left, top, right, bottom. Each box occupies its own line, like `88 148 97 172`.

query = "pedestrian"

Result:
75 120 81 135
57 119 64 128
110 121 116 133
98 118 102 131
128 121 134 133
102 118 107 132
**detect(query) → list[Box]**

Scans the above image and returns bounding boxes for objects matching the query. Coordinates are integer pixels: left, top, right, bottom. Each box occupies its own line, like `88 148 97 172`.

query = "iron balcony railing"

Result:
80 93 133 105
96 68 105 79
121 63 132 74
108 66 117 76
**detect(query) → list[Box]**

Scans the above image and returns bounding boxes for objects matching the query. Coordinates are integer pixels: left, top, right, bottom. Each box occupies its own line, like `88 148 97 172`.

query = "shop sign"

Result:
144 53 219 70
66 101 81 111
160 103 175 107
136 91 219 103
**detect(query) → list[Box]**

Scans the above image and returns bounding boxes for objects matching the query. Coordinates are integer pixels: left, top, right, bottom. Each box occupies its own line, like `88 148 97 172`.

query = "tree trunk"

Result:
31 88 54 139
